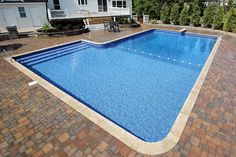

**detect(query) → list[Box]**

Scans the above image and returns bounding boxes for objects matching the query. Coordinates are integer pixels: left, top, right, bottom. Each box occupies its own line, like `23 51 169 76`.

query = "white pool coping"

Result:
6 28 222 155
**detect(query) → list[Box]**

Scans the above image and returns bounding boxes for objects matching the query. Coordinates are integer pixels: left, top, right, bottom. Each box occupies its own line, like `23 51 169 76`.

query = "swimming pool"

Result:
14 29 217 143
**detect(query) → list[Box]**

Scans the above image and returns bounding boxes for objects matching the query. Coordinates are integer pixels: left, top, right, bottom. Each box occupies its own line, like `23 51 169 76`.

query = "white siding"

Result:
0 3 47 31
0 10 6 30
48 0 132 15
47 0 55 9
59 0 99 12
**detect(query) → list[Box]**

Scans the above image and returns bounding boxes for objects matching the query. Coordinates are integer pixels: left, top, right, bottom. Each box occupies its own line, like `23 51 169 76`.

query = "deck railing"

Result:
109 7 130 16
48 7 130 20
48 9 67 19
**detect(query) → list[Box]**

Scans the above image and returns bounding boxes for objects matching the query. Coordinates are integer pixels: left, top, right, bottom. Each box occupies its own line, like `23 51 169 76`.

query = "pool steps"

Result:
17 43 89 66
17 42 87 61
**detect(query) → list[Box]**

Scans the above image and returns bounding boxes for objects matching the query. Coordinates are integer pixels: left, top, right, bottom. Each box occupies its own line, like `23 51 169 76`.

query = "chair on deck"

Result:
107 21 120 32
114 22 120 32
104 21 108 31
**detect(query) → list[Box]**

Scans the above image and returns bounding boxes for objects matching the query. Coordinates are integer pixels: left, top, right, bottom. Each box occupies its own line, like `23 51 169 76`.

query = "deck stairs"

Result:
88 24 105 30
88 17 112 31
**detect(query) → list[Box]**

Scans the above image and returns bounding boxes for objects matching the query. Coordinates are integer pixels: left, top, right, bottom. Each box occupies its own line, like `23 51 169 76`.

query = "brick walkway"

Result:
0 26 235 157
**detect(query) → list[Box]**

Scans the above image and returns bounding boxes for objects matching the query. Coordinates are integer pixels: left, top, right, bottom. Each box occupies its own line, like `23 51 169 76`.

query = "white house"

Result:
0 0 132 31
47 0 132 21
0 0 48 31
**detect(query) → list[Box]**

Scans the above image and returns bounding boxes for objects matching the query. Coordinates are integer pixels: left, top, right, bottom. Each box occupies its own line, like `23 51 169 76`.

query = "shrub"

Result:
213 6 224 30
160 3 170 23
72 23 84 30
179 4 189 25
73 25 79 30
55 24 63 30
149 20 157 24
202 5 215 28
223 9 236 32
65 24 73 30
118 17 129 24
170 3 180 25
41 23 52 32
130 18 135 23
200 16 204 25
190 0 201 26
118 18 123 24
123 18 128 24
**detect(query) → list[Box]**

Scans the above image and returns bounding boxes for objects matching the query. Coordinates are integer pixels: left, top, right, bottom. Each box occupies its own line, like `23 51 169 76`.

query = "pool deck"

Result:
0 25 236 157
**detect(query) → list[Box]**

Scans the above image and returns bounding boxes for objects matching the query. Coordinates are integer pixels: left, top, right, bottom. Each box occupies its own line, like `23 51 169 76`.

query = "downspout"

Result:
45 0 52 25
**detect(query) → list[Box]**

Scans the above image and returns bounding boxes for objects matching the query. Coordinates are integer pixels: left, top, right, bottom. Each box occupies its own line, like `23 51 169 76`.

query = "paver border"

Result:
6 28 222 155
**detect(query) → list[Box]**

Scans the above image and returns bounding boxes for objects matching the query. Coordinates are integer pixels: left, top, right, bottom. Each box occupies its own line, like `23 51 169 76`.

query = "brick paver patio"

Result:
0 25 236 157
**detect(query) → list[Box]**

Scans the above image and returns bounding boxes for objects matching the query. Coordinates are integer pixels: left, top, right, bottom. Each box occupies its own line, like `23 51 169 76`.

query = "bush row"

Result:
41 23 84 32
134 0 236 33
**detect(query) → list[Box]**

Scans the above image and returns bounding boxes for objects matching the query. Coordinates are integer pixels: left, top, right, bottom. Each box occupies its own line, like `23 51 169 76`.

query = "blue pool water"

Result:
15 30 216 142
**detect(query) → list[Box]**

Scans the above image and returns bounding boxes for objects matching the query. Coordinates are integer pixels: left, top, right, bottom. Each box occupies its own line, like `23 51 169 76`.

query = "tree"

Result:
179 4 189 25
145 0 162 19
133 0 167 20
223 9 236 32
189 0 205 16
160 3 170 23
213 6 224 29
199 0 206 16
202 4 215 28
133 0 146 16
178 0 185 12
227 0 234 11
190 0 201 26
170 3 180 25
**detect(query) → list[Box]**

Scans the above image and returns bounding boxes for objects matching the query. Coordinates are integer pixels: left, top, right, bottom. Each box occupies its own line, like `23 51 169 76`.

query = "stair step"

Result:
24 45 90 66
21 44 88 64
89 17 112 24
18 43 87 62
89 24 104 30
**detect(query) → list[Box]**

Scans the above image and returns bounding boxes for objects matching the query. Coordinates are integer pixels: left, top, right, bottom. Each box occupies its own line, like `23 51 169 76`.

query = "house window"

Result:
98 0 107 12
112 1 127 8
117 1 122 8
18 7 26 18
78 0 87 5
53 0 61 9
112 1 116 7
123 1 126 8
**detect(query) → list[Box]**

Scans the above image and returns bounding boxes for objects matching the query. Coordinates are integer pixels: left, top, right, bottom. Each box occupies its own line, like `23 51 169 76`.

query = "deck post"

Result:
86 18 90 27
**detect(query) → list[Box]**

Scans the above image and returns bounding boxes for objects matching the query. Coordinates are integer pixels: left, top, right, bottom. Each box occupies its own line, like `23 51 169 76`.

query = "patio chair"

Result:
104 21 108 31
114 22 120 32
108 21 115 32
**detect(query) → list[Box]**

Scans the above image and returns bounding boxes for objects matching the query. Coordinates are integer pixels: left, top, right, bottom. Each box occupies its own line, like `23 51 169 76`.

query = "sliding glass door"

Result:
98 0 107 12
